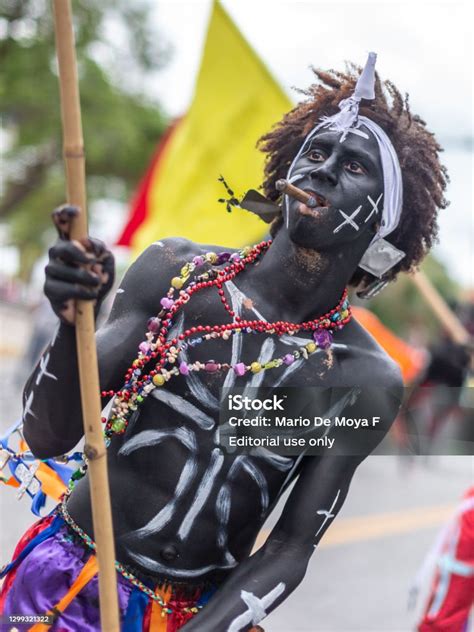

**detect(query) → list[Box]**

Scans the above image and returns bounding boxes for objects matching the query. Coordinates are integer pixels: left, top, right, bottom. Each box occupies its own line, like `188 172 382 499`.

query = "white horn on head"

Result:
354 52 377 100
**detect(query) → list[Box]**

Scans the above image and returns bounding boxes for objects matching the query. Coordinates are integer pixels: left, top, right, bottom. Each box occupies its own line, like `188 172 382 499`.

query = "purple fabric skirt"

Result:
2 523 132 631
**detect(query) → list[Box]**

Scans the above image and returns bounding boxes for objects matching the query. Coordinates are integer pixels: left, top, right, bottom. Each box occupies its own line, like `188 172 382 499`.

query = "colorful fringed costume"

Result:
0 511 215 631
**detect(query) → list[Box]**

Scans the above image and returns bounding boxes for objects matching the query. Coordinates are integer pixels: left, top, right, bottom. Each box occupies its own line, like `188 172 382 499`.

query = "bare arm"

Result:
181 386 402 632
22 231 181 458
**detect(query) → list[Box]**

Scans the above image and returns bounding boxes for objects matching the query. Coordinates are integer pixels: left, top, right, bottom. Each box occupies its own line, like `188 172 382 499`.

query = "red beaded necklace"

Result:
103 240 352 436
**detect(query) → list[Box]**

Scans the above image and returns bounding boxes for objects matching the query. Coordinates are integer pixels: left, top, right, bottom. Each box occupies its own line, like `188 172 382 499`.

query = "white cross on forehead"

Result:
326 123 370 143
301 124 371 158
333 205 363 234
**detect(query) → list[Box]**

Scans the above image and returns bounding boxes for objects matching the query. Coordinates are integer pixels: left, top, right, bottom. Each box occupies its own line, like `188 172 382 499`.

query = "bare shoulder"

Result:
329 318 404 444
339 316 404 390
113 237 230 315
127 237 234 277
128 237 208 274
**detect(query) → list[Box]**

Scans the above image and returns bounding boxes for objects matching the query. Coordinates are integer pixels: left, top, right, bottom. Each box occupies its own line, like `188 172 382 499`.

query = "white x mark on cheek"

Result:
364 192 384 223
333 205 363 234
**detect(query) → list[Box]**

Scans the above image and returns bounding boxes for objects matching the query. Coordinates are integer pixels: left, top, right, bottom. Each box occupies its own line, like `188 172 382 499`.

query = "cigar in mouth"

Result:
275 179 317 208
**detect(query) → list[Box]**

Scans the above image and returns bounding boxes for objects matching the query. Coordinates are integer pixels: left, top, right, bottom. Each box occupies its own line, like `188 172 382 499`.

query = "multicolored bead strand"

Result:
57 240 353 616
101 240 351 438
57 502 202 614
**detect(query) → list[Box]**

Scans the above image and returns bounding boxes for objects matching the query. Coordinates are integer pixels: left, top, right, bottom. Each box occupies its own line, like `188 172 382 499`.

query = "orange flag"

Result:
353 307 426 383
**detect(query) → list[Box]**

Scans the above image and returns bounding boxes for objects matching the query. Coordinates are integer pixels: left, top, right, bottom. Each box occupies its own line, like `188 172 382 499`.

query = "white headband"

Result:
287 52 403 241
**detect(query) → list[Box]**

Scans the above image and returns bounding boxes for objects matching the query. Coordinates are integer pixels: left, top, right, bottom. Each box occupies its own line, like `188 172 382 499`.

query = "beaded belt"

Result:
56 501 202 615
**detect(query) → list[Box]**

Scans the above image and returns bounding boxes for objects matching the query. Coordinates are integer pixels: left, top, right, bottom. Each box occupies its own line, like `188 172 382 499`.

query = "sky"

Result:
139 0 473 287
4 1 472 288
149 0 472 142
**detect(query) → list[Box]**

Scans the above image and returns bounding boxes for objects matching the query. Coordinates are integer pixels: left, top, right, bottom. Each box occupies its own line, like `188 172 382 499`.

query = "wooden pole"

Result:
52 1 120 629
411 271 470 346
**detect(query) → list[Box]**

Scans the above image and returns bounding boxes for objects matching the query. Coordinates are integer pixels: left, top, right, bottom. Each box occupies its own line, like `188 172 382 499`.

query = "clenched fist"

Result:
44 205 115 325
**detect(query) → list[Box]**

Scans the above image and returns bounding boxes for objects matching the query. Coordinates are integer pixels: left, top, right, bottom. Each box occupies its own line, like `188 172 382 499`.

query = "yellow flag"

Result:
127 1 292 255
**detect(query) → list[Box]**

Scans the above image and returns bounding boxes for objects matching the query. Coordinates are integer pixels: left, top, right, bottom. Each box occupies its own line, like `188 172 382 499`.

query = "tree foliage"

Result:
367 254 461 343
1 0 169 277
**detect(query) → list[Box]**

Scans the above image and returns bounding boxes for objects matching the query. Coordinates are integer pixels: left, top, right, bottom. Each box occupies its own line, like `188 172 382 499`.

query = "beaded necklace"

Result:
62 239 352 611
101 240 352 437
57 502 202 613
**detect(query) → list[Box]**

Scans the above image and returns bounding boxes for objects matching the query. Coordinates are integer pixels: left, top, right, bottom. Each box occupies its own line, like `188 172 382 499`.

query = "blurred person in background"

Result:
395 299 473 455
411 486 474 632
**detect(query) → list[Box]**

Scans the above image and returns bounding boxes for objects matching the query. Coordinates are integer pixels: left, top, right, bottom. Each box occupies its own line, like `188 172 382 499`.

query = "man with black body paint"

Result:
21 127 400 630
8 58 447 630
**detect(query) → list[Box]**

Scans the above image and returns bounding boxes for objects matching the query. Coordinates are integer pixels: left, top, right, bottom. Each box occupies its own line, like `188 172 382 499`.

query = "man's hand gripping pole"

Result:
52 1 120 629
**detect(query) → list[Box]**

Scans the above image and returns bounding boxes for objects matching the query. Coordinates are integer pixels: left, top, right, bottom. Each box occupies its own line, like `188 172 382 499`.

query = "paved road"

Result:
263 455 473 631
1 304 473 631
